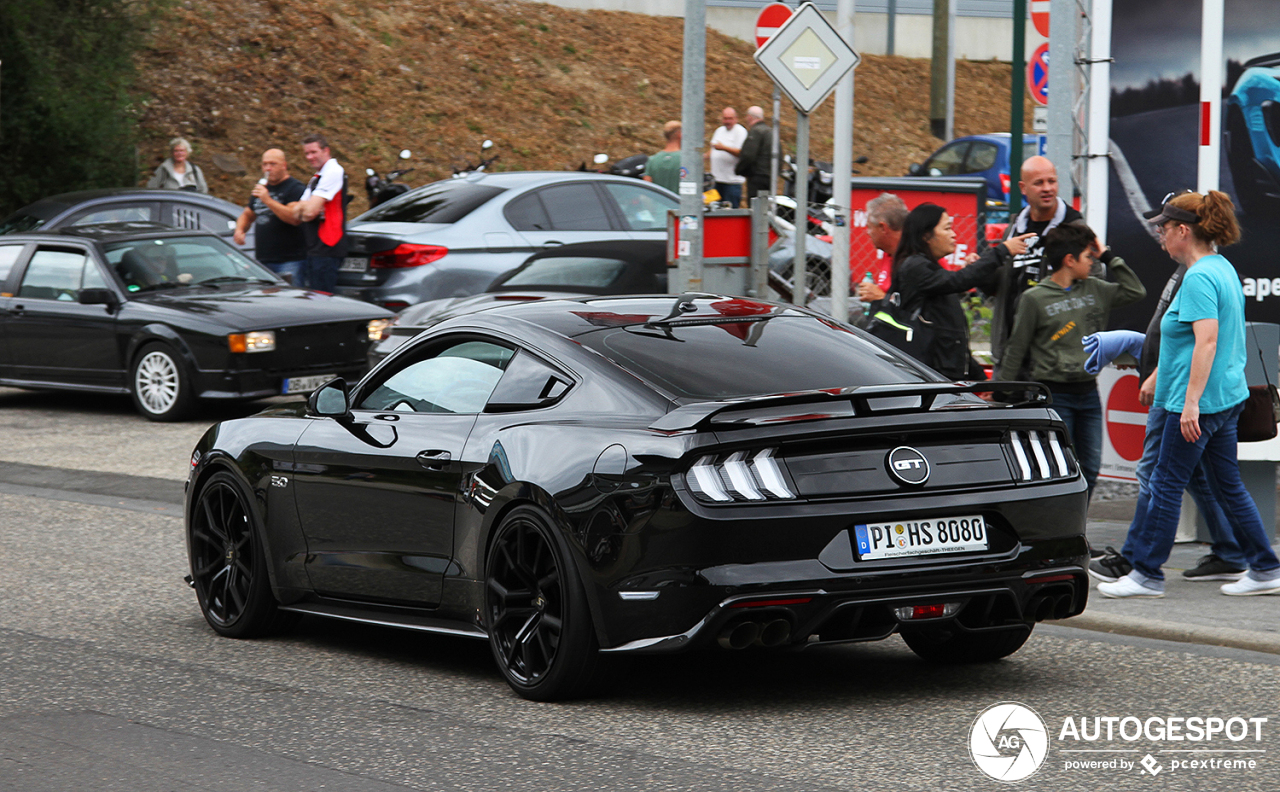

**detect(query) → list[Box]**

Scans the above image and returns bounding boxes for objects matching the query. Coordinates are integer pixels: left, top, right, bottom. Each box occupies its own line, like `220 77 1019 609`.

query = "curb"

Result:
1058 612 1280 656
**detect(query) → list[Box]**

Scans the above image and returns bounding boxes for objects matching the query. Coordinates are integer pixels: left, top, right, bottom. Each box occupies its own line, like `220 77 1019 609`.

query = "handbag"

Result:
865 292 935 362
1237 325 1280 442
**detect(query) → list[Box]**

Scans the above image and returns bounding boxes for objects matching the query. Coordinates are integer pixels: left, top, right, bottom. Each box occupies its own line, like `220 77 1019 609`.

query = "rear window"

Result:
577 315 933 400
356 181 505 224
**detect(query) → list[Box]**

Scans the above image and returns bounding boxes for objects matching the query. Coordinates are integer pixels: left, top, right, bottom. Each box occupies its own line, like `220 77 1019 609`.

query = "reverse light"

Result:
228 331 275 353
893 602 962 621
687 447 794 503
367 318 393 341
370 243 448 268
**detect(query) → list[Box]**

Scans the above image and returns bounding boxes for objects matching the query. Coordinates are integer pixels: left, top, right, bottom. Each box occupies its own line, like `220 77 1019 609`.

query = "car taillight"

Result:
370 244 448 268
1006 429 1075 482
686 448 795 503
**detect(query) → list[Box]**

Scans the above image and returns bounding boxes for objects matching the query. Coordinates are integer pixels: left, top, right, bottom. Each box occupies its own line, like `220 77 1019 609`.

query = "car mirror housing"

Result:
308 378 351 418
78 288 117 307
907 163 923 176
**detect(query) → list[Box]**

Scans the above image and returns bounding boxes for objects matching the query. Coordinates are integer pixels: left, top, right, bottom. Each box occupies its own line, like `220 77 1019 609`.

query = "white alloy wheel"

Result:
134 350 181 415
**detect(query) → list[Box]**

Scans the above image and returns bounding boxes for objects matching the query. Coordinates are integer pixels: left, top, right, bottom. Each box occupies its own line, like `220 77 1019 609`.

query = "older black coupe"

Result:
185 295 1089 700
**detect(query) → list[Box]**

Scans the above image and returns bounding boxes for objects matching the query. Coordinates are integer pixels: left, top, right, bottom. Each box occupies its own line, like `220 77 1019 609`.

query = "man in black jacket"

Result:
735 106 772 201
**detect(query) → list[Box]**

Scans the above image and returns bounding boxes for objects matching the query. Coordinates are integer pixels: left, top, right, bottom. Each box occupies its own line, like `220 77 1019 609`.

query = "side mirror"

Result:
481 139 494 150
593 153 609 165
855 155 869 165
78 288 117 307
399 149 412 159
907 163 922 176
307 378 351 418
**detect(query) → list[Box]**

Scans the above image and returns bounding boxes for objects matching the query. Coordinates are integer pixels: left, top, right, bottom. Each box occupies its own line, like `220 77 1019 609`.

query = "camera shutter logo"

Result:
886 446 930 486
969 702 1049 782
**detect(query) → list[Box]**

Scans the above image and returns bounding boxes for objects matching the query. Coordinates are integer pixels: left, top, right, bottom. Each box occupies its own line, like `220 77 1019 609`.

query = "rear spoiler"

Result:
1243 52 1280 70
649 381 1051 432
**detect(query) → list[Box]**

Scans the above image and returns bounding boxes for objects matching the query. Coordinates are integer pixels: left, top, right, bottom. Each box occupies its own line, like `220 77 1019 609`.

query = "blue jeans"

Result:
715 182 742 208
1050 389 1102 496
264 259 304 286
302 256 342 292
1128 404 1246 568
1122 402 1280 586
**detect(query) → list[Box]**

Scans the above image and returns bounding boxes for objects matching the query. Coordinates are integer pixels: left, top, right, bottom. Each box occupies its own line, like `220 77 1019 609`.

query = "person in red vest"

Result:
292 133 350 292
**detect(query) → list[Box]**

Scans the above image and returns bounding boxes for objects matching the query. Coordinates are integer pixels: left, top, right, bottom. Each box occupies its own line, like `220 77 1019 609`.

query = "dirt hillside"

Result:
137 0 1034 214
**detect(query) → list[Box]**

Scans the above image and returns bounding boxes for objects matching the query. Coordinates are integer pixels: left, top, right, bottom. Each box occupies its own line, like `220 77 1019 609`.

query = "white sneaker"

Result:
1220 576 1280 596
1096 572 1165 599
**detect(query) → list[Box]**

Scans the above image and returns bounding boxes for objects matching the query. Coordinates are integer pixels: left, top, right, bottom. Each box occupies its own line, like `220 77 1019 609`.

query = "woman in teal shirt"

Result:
1098 191 1280 598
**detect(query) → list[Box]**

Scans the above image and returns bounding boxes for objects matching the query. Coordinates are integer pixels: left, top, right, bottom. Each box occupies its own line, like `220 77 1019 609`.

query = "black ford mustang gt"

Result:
185 294 1089 700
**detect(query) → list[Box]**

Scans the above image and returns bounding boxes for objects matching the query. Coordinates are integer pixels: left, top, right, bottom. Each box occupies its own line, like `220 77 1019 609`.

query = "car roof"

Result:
448 170 678 194
11 188 242 218
4 222 220 244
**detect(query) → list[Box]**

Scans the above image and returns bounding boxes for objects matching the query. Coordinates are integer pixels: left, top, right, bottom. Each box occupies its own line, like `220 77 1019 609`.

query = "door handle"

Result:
541 240 563 247
416 450 452 469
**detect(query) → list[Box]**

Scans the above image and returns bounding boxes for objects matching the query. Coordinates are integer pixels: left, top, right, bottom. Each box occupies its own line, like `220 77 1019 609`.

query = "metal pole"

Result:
676 0 706 294
793 110 809 306
1046 0 1075 195
887 0 896 56
945 0 956 141
1085 0 1111 240
770 86 781 199
929 0 948 139
1198 0 1223 193
832 0 855 323
1010 0 1026 215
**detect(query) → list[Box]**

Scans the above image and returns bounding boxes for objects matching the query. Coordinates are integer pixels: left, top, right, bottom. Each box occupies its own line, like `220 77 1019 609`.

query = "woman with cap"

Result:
1097 190 1280 598
147 137 208 193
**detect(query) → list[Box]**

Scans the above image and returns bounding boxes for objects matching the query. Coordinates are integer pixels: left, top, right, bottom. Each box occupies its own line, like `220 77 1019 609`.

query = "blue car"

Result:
1226 53 1280 215
907 133 1047 215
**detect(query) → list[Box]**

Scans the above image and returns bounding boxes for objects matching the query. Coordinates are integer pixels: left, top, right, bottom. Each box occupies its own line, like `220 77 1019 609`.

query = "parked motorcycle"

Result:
777 154 869 233
364 149 414 208
577 152 648 179
452 139 500 177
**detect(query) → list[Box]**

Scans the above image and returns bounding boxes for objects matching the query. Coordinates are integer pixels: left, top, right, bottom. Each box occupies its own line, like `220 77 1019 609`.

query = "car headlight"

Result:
227 331 275 353
368 318 393 341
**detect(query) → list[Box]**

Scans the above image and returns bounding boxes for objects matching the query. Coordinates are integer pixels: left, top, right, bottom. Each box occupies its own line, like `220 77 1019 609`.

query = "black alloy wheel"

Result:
901 625 1032 664
485 505 599 701
189 471 297 638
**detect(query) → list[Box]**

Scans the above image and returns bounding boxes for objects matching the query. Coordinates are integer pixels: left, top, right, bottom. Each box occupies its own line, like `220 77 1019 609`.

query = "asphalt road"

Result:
3 391 1280 791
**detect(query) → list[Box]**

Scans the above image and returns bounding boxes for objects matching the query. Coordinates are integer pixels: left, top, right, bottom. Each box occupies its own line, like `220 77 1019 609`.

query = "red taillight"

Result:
370 244 448 269
381 301 410 312
728 597 812 609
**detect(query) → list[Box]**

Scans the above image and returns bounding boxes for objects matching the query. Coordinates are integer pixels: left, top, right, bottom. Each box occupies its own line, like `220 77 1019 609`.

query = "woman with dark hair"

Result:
1097 190 1280 598
888 203 1031 378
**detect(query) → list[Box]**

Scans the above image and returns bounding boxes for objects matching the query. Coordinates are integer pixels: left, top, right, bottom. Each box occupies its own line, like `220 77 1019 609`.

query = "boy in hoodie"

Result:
997 222 1146 496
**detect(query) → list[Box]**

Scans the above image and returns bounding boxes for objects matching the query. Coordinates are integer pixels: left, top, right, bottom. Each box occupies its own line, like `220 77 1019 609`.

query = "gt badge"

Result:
886 446 930 486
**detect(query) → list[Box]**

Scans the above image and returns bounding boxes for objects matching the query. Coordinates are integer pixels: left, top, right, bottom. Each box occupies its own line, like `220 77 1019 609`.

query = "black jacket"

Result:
736 123 772 197
893 245 1008 378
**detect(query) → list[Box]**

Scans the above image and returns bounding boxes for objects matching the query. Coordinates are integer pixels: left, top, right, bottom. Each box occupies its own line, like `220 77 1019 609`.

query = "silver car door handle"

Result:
416 450 452 469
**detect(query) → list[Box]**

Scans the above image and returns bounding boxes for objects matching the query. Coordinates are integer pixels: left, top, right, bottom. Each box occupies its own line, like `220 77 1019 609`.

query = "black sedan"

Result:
0 188 255 252
185 295 1089 700
369 239 669 364
0 224 391 420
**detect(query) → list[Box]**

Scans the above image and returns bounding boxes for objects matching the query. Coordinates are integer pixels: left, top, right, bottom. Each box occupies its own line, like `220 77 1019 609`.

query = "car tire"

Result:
484 505 601 701
901 626 1032 664
130 342 195 422
188 470 299 639
1226 106 1267 216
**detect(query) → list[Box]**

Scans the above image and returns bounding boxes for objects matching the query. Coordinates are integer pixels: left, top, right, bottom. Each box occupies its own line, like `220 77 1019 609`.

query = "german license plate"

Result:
339 256 368 272
282 374 333 394
853 515 988 560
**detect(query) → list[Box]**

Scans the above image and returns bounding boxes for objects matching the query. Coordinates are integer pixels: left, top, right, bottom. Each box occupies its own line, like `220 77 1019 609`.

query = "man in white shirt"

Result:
292 133 350 292
708 107 747 208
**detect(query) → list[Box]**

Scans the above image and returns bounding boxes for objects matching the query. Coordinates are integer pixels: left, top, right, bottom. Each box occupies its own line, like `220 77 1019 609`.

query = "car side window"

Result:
172 204 235 234
504 192 552 231
923 142 970 177
17 248 91 301
68 204 153 226
603 183 676 231
486 350 573 411
966 142 998 173
538 184 613 231
359 339 515 414
0 244 25 287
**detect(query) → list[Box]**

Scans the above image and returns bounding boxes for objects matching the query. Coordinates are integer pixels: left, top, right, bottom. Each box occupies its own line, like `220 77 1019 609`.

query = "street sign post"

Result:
754 2 860 305
1028 42 1050 106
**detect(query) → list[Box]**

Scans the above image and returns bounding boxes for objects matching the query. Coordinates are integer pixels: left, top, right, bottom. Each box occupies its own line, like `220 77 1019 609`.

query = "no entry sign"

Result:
1028 43 1050 107
1105 373 1149 463
1031 0 1050 38
755 3 792 49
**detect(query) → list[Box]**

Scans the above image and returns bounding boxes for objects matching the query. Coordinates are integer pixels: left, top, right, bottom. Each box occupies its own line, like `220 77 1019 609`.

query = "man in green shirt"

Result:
644 121 681 194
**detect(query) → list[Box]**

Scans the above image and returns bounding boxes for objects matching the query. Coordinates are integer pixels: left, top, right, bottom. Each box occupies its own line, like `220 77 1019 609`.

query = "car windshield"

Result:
0 213 48 235
355 181 505 224
576 312 935 400
103 235 279 292
497 256 628 291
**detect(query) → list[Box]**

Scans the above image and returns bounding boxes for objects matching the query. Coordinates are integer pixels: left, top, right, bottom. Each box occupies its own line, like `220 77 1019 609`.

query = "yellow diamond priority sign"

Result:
753 2 860 114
